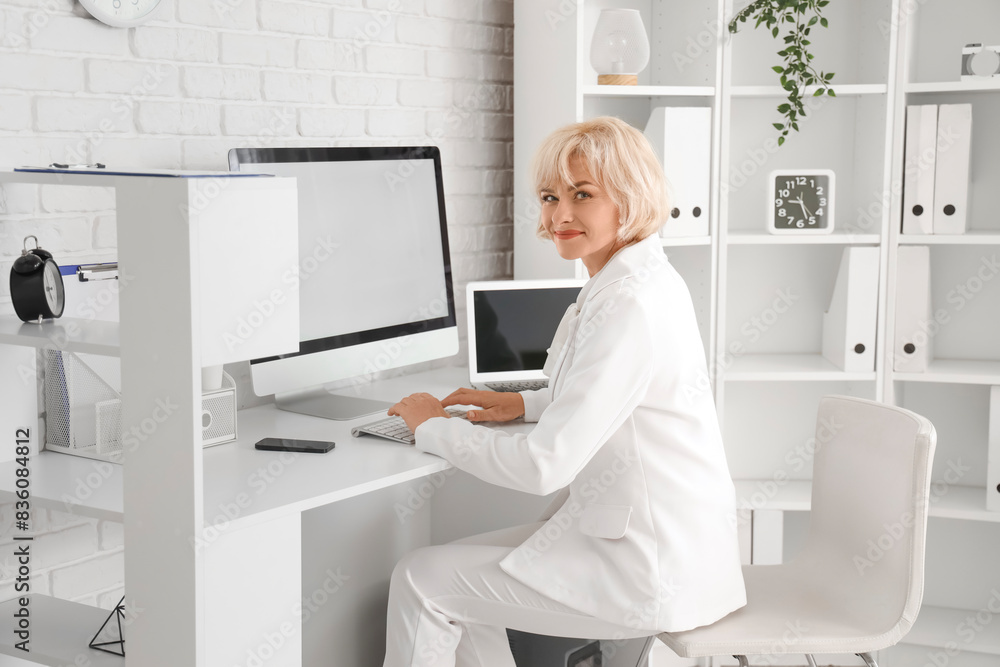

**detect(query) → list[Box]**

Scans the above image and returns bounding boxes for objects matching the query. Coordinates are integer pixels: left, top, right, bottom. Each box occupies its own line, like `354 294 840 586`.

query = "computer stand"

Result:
274 387 394 421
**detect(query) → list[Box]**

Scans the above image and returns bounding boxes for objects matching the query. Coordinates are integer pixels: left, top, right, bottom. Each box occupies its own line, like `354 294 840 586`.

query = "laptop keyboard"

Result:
485 380 549 392
351 406 469 445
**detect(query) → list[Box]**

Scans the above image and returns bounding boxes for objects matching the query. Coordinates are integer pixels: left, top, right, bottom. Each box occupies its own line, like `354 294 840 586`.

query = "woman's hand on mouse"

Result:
388 393 450 434
441 388 525 423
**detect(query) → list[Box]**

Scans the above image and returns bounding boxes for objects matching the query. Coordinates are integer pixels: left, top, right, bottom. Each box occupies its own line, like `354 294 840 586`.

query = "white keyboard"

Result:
484 380 548 392
351 406 469 445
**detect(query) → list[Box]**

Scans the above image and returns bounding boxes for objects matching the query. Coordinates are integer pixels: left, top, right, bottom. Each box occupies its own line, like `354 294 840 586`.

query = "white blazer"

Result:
414 234 747 633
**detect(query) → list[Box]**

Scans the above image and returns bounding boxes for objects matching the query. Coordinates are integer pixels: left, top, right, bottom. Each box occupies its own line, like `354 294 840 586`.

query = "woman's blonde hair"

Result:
530 116 670 244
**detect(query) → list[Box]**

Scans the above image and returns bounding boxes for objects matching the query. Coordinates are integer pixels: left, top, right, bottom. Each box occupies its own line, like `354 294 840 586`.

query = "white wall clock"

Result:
79 0 163 27
768 169 836 234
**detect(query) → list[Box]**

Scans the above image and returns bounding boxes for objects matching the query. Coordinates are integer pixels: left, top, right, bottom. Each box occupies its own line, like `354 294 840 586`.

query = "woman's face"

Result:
540 157 625 277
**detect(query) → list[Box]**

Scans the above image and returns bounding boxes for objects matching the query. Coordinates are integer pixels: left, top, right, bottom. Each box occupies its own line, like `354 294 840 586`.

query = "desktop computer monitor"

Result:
229 145 459 420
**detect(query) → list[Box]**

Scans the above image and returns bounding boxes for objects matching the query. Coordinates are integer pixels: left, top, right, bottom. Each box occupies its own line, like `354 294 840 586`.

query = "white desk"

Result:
203 365 537 667
203 365 533 525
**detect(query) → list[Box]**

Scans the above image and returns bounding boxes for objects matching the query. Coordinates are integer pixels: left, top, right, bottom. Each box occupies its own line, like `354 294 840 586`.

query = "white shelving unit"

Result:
0 170 301 666
514 1 1000 665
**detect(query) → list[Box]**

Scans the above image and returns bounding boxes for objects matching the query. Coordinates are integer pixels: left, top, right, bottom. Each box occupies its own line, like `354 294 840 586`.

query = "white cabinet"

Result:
514 1 1000 665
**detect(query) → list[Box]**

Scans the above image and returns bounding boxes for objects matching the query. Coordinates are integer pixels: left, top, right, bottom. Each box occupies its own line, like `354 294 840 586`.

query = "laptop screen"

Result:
468 281 583 380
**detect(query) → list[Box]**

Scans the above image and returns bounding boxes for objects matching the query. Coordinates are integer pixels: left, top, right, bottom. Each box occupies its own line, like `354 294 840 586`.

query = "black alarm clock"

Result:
10 235 65 322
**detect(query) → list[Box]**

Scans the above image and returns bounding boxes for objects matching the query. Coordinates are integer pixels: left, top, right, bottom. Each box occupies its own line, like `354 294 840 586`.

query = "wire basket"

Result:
42 350 122 455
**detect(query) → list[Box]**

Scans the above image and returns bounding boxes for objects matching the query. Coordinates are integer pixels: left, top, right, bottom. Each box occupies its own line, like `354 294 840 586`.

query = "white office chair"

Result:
646 394 937 667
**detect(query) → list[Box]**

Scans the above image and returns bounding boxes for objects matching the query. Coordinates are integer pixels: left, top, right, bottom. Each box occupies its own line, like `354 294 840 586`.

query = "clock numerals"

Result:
768 171 836 234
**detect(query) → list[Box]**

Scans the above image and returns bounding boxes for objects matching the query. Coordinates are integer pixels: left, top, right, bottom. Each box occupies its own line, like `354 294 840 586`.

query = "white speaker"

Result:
201 371 237 447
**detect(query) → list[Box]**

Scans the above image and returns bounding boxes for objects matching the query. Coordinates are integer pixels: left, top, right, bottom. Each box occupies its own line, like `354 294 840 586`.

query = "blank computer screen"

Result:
239 158 449 343
473 288 580 373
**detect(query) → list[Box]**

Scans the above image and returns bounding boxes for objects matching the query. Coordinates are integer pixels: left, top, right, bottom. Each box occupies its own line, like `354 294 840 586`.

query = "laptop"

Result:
467 279 585 392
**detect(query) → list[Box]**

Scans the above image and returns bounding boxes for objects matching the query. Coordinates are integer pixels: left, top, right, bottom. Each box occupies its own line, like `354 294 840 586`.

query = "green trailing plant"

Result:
729 0 836 146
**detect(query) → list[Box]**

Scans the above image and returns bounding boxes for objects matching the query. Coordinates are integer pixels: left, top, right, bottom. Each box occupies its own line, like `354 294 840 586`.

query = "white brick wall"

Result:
0 0 512 610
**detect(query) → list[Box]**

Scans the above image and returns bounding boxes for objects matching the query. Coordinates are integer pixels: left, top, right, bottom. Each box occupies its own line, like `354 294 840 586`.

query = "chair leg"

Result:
857 652 879 667
805 654 819 667
634 636 656 667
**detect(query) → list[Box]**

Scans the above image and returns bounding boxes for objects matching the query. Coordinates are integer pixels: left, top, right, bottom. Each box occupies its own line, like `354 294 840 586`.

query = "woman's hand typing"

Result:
440 388 525 423
388 393 450 434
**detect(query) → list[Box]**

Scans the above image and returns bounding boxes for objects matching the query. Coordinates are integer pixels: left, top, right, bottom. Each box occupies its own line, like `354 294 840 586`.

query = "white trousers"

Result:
383 522 652 667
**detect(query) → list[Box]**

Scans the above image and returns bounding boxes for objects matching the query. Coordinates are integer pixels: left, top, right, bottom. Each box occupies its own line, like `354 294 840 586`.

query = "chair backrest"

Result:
797 395 936 641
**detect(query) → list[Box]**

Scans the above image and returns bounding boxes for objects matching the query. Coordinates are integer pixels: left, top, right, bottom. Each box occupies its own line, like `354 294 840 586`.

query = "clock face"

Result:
79 0 162 27
769 170 836 234
42 261 65 316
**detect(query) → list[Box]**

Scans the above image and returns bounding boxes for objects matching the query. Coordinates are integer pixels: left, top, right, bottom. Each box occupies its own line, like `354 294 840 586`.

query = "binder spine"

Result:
988 386 1000 512
822 246 879 373
893 245 933 373
902 105 937 235
933 103 973 235
644 106 712 237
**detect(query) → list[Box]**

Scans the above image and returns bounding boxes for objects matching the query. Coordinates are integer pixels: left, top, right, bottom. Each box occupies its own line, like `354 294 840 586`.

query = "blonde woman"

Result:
385 116 746 666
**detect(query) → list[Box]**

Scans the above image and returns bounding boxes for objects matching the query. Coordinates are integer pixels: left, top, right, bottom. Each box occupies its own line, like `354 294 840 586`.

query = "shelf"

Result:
734 480 1000 523
904 604 1000 654
0 451 123 522
660 235 712 247
0 317 119 356
893 359 1000 385
931 486 1000 524
734 479 812 512
898 231 1000 245
581 85 715 98
730 84 887 97
906 80 1000 94
724 354 877 382
727 230 881 245
43 443 122 465
0 595 124 666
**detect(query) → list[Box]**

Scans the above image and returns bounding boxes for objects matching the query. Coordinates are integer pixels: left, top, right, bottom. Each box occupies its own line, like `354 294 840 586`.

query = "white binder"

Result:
902 105 937 235
933 103 973 235
893 245 933 372
822 246 880 372
644 106 711 237
988 386 1000 512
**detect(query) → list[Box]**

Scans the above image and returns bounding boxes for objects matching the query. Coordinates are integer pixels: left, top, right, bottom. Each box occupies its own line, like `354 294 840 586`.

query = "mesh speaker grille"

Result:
202 392 236 444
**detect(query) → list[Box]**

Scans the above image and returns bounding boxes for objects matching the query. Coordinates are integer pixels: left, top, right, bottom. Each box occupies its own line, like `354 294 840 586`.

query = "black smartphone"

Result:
254 437 335 453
